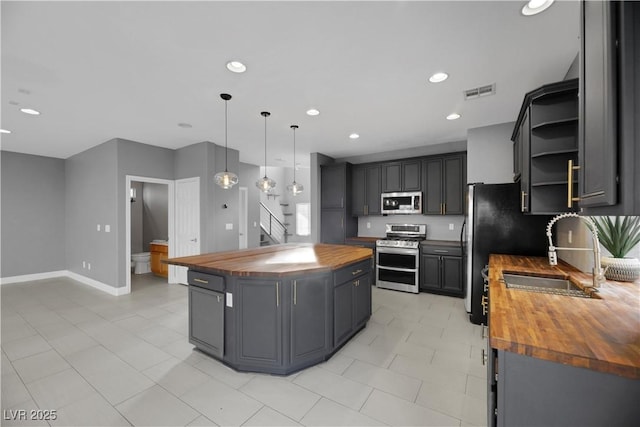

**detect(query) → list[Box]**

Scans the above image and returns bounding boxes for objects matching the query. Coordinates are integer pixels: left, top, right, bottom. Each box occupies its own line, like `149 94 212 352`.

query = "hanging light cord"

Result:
292 126 297 182
224 98 228 172
263 113 267 177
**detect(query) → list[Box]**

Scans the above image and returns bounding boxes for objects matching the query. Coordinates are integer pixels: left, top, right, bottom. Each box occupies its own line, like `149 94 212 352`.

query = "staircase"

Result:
260 201 291 246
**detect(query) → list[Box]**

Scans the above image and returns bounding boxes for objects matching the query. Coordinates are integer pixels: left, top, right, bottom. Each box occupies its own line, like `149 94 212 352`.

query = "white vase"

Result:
600 256 640 282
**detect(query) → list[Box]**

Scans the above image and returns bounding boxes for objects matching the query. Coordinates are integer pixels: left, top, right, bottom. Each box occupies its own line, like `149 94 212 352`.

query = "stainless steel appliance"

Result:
465 183 551 324
376 223 426 293
381 192 422 215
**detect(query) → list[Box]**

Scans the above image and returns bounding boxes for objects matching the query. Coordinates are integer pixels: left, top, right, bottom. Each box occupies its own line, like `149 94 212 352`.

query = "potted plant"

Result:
590 216 640 282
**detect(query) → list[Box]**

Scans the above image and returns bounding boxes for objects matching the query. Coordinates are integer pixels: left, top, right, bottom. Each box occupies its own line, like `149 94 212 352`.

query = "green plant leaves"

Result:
590 216 640 258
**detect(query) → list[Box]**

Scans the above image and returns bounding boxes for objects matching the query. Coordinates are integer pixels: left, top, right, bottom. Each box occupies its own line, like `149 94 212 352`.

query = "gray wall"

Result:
564 53 579 80
1 151 66 277
131 181 144 254
281 166 312 243
65 140 119 286
142 182 169 249
467 122 515 184
239 162 261 248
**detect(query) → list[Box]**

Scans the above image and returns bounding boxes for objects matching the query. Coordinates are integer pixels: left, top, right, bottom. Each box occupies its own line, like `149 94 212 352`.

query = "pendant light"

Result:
255 111 276 193
214 93 239 189
286 125 304 196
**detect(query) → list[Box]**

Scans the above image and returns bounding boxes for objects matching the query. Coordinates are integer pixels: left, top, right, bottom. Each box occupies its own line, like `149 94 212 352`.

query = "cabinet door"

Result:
365 165 382 215
291 277 330 365
520 111 531 213
402 161 421 191
321 209 345 244
189 286 224 358
150 251 161 274
443 156 464 215
579 0 618 208
236 279 282 367
441 256 463 294
321 164 345 209
382 163 402 192
423 158 443 215
353 273 372 329
333 280 354 346
420 254 441 291
351 166 366 216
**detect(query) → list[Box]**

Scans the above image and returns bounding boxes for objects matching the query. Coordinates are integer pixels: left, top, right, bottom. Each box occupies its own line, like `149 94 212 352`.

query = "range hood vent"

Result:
464 83 496 100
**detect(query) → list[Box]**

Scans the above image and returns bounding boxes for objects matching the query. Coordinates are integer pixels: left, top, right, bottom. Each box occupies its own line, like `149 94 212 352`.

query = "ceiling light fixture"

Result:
256 111 276 193
306 109 320 116
287 125 304 196
20 108 40 115
446 113 461 120
226 61 247 73
428 72 449 83
214 93 239 189
0 129 11 134
521 0 554 16
349 133 360 140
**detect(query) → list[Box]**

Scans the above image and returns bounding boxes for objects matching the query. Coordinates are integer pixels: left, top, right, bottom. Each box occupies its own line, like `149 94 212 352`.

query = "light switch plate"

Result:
449 223 454 230
97 224 101 231
225 223 233 230
105 224 110 233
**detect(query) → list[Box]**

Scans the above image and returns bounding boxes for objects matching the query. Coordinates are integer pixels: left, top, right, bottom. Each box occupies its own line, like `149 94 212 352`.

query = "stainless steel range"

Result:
376 224 427 293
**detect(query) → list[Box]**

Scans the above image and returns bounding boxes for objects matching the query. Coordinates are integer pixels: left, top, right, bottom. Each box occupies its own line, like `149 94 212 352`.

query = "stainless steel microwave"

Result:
381 192 422 214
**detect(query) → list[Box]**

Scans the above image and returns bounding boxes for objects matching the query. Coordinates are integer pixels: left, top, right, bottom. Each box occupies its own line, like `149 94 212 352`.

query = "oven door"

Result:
376 246 419 293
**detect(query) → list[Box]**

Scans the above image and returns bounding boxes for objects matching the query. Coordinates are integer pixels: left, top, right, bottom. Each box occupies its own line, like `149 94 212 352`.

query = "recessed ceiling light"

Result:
522 0 554 16
306 108 320 116
446 113 461 120
20 108 40 115
349 133 360 140
428 72 449 83
177 122 192 128
226 61 247 73
0 129 11 134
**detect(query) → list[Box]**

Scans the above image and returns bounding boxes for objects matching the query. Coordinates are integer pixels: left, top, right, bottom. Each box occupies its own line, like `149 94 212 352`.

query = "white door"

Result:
239 187 248 249
174 177 200 284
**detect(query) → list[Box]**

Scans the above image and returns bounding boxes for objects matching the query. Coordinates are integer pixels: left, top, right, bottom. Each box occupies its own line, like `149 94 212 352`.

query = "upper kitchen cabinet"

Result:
352 164 381 216
579 0 639 214
423 154 466 215
512 79 579 214
381 160 421 192
320 162 357 244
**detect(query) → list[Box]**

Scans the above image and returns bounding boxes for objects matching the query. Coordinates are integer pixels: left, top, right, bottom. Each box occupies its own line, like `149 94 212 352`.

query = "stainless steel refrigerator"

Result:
464 183 551 325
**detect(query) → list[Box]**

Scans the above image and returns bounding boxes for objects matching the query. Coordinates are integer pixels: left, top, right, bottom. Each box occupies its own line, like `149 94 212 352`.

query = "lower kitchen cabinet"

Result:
189 284 224 359
420 243 463 297
333 260 372 347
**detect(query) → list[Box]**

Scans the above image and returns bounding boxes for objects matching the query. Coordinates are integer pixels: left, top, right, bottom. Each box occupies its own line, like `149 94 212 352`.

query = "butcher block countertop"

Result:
489 254 640 379
166 243 373 277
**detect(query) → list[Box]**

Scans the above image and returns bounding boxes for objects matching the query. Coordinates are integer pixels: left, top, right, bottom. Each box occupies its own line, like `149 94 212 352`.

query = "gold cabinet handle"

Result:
520 191 527 212
442 202 446 215
567 159 581 208
352 269 362 276
193 278 208 284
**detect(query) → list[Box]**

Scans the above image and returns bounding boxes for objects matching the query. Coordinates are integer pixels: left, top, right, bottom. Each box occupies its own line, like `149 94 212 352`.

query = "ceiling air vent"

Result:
464 83 496 100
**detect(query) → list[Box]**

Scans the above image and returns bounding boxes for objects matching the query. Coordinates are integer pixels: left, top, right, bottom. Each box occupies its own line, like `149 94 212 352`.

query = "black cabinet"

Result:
320 163 357 243
512 79 579 214
420 244 463 297
579 0 639 214
381 160 421 193
352 164 381 216
290 275 331 367
423 154 466 215
333 260 372 347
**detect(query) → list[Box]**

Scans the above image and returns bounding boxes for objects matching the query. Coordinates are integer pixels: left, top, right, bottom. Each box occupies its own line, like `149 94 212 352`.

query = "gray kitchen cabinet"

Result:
420 243 463 297
236 277 283 369
352 164 381 216
381 160 421 193
579 0 639 214
423 154 466 215
290 275 332 367
189 283 225 359
333 259 372 347
321 162 357 243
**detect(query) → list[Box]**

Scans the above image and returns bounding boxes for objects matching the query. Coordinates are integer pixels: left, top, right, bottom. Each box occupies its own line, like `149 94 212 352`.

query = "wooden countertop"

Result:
165 243 373 277
489 254 640 379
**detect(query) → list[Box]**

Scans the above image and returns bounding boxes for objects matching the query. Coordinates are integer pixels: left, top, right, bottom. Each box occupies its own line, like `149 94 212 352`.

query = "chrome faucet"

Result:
546 213 606 288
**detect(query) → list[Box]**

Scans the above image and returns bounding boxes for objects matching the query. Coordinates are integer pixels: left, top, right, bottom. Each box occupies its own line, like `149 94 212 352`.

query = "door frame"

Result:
125 175 175 294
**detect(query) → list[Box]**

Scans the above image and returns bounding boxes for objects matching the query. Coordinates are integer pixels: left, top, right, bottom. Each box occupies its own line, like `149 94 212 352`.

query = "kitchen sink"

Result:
502 273 595 298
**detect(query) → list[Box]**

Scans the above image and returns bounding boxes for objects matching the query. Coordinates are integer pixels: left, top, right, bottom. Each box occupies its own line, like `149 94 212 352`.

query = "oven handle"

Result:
376 247 419 256
376 265 418 273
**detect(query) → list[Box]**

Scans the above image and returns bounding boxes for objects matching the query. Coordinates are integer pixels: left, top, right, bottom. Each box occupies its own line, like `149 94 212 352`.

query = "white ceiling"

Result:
1 1 579 168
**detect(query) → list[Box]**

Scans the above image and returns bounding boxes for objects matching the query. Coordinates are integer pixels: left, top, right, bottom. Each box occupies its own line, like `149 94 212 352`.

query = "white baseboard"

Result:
1 270 129 296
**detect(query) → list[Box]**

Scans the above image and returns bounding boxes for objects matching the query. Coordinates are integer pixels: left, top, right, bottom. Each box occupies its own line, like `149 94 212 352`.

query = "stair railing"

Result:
260 202 288 244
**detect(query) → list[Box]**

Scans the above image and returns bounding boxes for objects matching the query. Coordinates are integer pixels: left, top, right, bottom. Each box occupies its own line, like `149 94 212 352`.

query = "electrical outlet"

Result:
225 223 233 230
568 230 573 244
105 224 110 232
87 263 91 270
82 261 86 269
97 224 101 231
367 222 371 229
253 221 257 227
449 223 454 231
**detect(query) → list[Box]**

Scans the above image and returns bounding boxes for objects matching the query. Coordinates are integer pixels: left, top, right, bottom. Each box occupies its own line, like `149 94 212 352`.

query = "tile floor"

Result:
1 273 487 426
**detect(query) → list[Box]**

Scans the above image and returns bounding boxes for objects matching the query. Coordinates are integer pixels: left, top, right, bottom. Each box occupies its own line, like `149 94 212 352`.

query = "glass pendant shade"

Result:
215 93 238 189
287 124 303 196
256 111 276 193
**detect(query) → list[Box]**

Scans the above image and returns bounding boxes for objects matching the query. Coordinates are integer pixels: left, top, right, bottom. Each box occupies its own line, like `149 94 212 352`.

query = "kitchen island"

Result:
166 243 373 375
487 254 640 427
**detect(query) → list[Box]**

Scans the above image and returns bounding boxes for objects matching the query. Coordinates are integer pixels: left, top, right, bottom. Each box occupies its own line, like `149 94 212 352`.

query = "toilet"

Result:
131 252 151 274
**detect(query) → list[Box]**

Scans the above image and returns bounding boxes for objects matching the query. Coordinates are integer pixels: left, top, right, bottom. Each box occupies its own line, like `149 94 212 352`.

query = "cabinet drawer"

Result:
421 245 462 257
335 259 372 285
188 271 225 292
